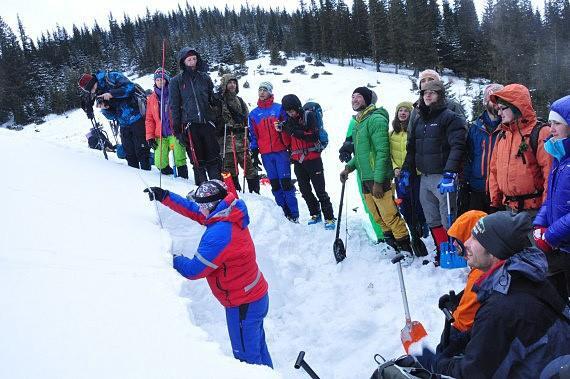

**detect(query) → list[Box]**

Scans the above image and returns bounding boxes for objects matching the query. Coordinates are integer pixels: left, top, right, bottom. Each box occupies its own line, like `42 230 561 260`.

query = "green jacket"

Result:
347 105 392 184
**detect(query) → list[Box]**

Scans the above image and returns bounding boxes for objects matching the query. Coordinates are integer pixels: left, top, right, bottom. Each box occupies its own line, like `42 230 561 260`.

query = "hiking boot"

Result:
287 216 299 224
246 177 260 194
308 214 322 225
160 166 174 175
177 165 189 179
382 232 399 252
324 219 336 230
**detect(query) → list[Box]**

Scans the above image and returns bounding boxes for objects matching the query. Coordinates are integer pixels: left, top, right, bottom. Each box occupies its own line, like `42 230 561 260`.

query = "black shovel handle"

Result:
442 307 455 322
335 181 346 240
391 253 406 264
294 351 320 379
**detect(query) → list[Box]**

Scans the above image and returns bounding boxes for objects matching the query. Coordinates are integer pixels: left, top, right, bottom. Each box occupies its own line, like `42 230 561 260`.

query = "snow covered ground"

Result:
1 56 475 378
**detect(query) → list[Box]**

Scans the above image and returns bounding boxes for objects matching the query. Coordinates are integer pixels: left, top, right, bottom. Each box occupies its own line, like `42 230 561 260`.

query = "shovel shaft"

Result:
396 260 412 323
335 181 346 240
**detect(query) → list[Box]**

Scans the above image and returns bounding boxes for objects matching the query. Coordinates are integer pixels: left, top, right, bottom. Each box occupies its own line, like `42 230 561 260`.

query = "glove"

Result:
338 141 354 163
251 148 261 167
372 182 384 198
533 227 552 253
147 138 158 150
438 290 461 313
397 170 411 196
438 172 457 194
144 187 168 202
340 168 351 183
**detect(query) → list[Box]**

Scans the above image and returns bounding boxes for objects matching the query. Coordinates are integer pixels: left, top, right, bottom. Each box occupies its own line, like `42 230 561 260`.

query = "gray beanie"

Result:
471 211 532 260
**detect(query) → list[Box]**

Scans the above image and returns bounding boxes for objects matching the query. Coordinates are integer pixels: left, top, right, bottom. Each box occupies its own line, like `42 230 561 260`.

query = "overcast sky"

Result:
4 0 542 41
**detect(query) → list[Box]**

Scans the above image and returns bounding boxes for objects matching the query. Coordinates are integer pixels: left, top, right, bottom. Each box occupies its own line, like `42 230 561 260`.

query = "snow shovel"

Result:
391 253 428 353
440 193 467 269
294 351 320 379
333 181 347 263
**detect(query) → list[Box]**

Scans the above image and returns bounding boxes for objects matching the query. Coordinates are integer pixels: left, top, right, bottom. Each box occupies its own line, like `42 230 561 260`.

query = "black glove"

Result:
147 138 158 150
144 187 168 202
438 290 462 312
251 148 261 167
338 140 354 163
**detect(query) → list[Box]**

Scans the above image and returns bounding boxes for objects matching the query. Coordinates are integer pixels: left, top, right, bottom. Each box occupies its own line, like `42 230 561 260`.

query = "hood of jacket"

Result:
220 73 239 95
490 84 537 132
177 46 208 73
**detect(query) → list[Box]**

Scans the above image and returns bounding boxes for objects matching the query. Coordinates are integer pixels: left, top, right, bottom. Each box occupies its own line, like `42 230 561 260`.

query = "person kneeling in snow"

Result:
420 212 570 378
144 180 272 368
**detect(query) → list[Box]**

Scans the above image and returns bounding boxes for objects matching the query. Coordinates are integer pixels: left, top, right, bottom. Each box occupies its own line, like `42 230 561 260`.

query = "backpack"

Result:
303 101 328 151
529 119 548 155
104 71 148 118
370 355 452 379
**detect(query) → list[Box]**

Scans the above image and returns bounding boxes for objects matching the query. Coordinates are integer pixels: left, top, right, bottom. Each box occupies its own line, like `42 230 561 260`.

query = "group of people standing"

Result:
79 52 570 375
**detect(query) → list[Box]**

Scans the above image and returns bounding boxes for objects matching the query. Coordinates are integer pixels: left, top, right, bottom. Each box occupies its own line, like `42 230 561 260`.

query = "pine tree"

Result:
351 0 371 61
369 0 389 71
386 0 408 72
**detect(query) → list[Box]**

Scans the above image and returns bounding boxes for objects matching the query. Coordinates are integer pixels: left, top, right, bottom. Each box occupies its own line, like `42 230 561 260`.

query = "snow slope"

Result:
1 56 475 378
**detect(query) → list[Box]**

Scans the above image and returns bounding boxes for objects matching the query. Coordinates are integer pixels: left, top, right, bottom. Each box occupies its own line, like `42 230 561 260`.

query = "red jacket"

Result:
165 192 268 307
145 90 174 141
248 96 289 154
283 111 321 163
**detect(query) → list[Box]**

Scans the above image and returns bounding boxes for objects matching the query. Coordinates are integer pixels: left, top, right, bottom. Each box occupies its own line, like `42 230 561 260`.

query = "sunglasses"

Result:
497 105 510 112
452 238 465 256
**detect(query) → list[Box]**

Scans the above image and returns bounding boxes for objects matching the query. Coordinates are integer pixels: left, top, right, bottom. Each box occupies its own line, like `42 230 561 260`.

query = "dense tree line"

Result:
0 0 568 126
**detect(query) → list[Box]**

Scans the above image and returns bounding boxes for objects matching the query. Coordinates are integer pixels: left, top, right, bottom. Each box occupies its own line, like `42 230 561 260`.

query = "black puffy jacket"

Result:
403 100 466 174
169 47 215 133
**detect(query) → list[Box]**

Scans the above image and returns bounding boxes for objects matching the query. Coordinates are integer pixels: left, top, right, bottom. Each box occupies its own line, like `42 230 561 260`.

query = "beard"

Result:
486 102 498 117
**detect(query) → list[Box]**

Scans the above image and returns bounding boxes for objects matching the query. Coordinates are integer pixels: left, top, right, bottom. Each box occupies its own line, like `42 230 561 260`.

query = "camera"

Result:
96 97 109 107
276 120 286 131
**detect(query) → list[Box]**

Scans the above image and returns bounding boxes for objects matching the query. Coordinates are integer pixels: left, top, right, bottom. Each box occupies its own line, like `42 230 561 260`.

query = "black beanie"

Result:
353 87 373 107
471 211 532 260
281 94 302 112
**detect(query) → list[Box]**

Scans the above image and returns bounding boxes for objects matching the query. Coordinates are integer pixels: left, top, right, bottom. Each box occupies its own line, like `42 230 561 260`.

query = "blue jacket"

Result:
464 112 502 192
95 71 142 127
437 249 570 378
534 138 570 254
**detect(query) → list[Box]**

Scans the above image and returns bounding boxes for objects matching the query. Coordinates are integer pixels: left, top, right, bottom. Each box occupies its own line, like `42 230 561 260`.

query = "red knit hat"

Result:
78 73 97 92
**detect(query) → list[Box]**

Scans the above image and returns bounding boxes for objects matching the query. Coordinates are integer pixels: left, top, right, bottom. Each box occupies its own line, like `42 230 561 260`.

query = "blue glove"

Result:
438 172 457 194
397 170 411 196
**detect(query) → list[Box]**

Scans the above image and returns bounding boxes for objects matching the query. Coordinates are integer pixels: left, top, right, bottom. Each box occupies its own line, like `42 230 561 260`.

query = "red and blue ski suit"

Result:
161 191 272 368
249 96 299 219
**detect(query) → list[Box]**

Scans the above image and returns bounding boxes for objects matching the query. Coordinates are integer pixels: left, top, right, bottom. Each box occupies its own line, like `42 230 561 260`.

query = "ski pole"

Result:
138 172 163 229
242 126 248 193
231 132 239 183
187 127 199 168
294 351 320 379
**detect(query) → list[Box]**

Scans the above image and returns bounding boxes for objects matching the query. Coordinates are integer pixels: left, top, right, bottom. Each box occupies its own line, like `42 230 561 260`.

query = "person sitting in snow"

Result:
143 180 272 368
280 94 335 229
419 212 570 378
435 210 487 358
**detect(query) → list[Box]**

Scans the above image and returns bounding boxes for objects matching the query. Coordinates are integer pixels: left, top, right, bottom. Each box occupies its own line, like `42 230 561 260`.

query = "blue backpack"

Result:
303 102 328 151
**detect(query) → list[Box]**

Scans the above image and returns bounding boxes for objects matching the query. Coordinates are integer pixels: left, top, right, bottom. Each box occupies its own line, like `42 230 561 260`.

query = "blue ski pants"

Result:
261 151 299 218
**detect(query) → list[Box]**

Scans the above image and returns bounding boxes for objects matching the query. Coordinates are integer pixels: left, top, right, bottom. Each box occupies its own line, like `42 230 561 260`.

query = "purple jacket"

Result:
534 137 570 254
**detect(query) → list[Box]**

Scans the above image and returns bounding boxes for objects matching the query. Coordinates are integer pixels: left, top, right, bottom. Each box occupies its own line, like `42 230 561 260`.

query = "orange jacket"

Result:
447 210 487 332
488 84 552 211
145 91 171 141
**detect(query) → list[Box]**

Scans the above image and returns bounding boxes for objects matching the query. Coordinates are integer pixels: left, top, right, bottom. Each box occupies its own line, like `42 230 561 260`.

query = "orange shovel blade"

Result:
401 321 428 354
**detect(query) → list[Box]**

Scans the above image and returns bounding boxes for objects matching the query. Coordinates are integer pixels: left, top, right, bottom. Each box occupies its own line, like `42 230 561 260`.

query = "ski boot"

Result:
324 219 336 230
